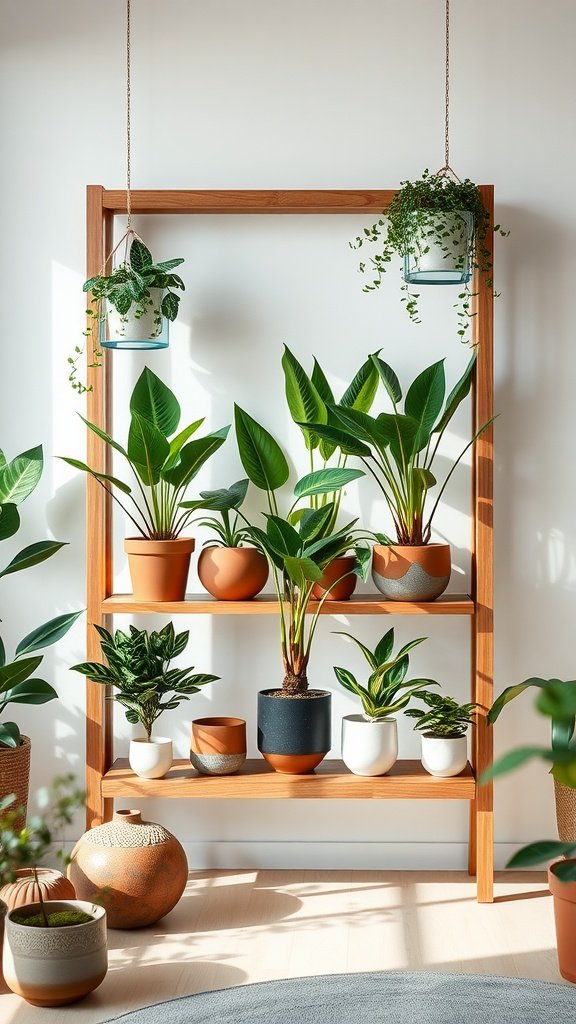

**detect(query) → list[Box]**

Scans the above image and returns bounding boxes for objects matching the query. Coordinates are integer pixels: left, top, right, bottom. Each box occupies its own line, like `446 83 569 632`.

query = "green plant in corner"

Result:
405 691 477 737
71 623 219 741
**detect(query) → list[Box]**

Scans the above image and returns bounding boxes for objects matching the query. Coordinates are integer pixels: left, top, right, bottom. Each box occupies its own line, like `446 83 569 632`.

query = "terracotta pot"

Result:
549 861 576 983
198 546 268 600
257 689 332 775
124 537 195 601
3 900 107 1006
372 543 451 601
0 869 76 912
129 736 173 779
0 734 31 829
311 556 358 601
68 809 188 929
191 717 247 775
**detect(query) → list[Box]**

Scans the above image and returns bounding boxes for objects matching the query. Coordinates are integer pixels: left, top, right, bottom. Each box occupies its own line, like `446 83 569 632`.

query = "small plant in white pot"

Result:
405 691 477 777
333 628 437 777
72 623 219 779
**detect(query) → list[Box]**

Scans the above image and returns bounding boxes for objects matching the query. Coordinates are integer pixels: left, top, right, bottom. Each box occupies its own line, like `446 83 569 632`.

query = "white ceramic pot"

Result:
341 715 398 776
404 210 474 284
421 733 468 778
105 287 165 345
3 900 107 1006
129 737 173 780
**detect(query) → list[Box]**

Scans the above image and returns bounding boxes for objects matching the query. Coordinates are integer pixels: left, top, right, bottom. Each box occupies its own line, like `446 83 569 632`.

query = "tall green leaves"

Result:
333 628 436 721
234 406 289 494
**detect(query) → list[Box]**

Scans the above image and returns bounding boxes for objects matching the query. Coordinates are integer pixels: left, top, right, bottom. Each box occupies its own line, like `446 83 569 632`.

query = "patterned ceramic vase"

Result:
190 717 247 775
0 869 76 912
67 809 188 929
372 543 451 601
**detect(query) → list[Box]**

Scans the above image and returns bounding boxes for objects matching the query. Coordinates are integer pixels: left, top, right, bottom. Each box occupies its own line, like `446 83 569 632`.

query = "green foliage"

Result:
351 169 509 343
71 623 219 740
180 479 253 548
332 627 437 721
69 236 186 395
405 691 477 738
61 367 229 540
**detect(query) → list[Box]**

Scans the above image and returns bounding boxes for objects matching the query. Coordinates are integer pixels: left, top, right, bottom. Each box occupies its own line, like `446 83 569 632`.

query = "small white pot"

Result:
129 737 173 780
341 715 398 776
105 287 165 343
404 210 474 283
421 733 468 778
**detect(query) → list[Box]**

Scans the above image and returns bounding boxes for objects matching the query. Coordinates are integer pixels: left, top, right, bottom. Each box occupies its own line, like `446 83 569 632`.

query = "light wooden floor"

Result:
0 870 561 1023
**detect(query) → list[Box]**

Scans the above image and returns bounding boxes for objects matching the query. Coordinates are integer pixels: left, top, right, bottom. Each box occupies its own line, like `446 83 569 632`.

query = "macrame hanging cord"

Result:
437 0 460 182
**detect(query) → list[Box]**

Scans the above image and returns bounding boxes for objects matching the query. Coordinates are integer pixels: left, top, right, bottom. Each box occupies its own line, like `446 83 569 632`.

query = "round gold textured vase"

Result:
68 809 188 929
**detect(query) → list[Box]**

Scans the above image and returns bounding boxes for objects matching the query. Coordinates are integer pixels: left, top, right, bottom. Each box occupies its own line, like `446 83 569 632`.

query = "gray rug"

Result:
104 971 576 1023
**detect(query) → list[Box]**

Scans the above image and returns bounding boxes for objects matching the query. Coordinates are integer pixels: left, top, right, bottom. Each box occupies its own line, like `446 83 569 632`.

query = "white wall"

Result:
1 0 573 868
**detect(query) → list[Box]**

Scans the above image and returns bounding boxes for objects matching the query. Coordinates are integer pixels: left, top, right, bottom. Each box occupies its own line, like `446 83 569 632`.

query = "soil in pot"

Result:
11 910 93 927
257 689 331 774
124 537 195 601
191 717 247 775
311 556 358 601
198 546 268 600
372 543 451 601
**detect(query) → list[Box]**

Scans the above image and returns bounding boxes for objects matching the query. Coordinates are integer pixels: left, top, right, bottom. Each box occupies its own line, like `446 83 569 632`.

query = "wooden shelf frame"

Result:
85 186 494 902
101 593 475 616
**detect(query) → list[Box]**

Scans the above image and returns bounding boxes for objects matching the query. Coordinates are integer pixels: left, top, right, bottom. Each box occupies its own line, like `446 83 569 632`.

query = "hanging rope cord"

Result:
437 0 460 182
126 0 132 230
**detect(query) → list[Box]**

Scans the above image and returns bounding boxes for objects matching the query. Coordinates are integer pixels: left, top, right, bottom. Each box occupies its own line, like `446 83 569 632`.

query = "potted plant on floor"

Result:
62 366 229 601
332 627 437 776
1 775 107 1007
180 478 269 600
302 351 493 601
405 691 477 777
282 345 379 600
234 405 372 774
71 622 219 779
0 444 81 817
68 234 186 395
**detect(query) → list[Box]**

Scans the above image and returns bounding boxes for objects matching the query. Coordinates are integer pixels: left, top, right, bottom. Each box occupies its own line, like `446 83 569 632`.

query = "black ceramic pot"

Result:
257 689 331 775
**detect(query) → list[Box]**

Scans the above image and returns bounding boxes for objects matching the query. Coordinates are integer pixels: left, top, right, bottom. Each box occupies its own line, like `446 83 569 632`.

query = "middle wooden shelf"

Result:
101 593 475 616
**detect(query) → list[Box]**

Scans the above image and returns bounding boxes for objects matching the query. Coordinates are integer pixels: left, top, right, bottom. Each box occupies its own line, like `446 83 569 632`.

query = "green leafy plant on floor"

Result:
333 628 437 721
71 623 219 741
62 367 229 540
405 691 477 737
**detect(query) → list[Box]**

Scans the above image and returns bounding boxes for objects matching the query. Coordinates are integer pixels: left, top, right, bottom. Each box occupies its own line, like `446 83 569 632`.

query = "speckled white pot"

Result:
341 715 398 776
421 734 468 777
129 737 173 779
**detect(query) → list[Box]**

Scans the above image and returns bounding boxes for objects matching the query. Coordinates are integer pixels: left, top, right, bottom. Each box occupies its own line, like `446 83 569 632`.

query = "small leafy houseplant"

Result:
72 623 219 779
351 169 508 343
69 235 186 395
405 691 477 778
333 627 437 776
62 366 229 601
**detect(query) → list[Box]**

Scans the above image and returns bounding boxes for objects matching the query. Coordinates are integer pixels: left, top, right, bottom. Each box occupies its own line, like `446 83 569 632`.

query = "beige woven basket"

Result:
554 777 576 843
0 734 31 828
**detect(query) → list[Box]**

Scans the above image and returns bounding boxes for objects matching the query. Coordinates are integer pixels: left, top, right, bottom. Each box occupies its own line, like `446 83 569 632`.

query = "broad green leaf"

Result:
433 352 477 433
284 555 323 587
0 540 66 579
234 405 289 493
0 722 20 748
190 479 249 512
162 428 229 490
129 238 153 272
396 637 428 660
386 654 409 687
266 516 302 557
0 656 43 692
341 354 380 412
154 257 185 271
1 678 58 705
128 413 170 484
164 419 205 471
487 678 559 724
79 415 129 459
412 467 436 494
480 745 551 782
369 354 403 405
405 360 446 449
294 467 364 498
507 840 576 869
374 628 394 666
0 503 20 540
0 446 43 505
311 359 335 406
333 665 371 701
302 522 358 560
333 631 378 670
297 422 372 458
330 406 387 449
353 545 372 581
0 636 4 667
161 292 180 321
15 610 83 658
60 458 132 495
377 413 420 463
282 345 327 451
298 505 335 543
70 661 116 684
536 681 576 722
130 367 181 436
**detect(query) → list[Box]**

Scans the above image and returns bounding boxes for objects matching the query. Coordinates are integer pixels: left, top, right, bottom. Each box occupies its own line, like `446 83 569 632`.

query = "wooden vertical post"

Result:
85 186 114 828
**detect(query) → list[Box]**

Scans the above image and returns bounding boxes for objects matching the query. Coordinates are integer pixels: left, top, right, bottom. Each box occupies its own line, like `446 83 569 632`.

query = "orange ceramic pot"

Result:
372 543 451 601
197 546 268 600
68 809 188 929
191 717 247 775
124 537 195 601
311 556 357 601
549 861 576 983
0 869 75 912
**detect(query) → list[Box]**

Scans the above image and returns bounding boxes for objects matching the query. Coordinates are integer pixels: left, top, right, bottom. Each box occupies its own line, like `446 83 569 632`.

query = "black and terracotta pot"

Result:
197 546 268 601
257 689 331 774
549 861 576 983
311 555 357 601
124 537 195 601
191 717 247 775
372 543 451 601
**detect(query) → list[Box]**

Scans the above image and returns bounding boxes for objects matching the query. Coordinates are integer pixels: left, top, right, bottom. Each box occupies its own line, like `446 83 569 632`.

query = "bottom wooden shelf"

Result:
102 758 476 800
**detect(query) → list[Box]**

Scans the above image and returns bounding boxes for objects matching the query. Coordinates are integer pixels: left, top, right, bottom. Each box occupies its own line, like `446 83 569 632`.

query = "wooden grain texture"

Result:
101 593 474 616
102 758 476 801
101 189 398 215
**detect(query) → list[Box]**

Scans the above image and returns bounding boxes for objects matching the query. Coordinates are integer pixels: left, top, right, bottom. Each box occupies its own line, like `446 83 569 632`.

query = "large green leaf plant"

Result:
0 445 81 749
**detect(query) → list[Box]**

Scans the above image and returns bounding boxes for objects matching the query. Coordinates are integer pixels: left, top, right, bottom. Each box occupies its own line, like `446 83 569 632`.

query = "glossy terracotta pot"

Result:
311 556 358 601
549 861 576 983
3 900 107 1006
124 537 194 601
0 734 31 829
342 715 398 776
257 689 331 774
372 543 451 601
198 546 268 600
129 736 173 779
191 717 247 775
0 869 75 913
421 734 468 778
68 809 188 929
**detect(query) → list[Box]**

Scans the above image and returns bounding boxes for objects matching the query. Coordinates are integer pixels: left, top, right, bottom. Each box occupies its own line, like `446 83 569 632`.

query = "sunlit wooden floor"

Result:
0 870 561 1023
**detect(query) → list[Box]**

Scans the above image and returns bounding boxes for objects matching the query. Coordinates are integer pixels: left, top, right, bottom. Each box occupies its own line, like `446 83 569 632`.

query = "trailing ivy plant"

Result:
351 169 508 343
405 691 477 738
68 236 185 395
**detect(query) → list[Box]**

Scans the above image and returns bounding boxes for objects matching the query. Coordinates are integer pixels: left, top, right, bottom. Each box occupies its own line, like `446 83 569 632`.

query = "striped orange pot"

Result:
372 543 451 601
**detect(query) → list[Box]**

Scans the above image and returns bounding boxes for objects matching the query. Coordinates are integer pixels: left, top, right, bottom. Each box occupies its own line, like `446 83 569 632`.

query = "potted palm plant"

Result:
405 691 477 777
63 366 229 601
302 351 492 601
332 627 437 776
234 405 372 774
181 479 269 600
71 622 219 779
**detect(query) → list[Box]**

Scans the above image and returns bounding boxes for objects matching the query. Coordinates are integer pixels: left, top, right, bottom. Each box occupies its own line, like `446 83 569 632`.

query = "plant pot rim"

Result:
7 899 106 929
374 542 450 551
130 736 172 746
548 859 576 899
124 536 195 553
422 731 467 740
343 713 396 724
200 544 265 554
259 688 331 699
192 717 246 728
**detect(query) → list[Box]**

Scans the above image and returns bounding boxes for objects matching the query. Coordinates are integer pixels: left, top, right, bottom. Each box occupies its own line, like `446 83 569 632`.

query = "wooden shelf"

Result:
101 593 475 616
102 758 476 801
